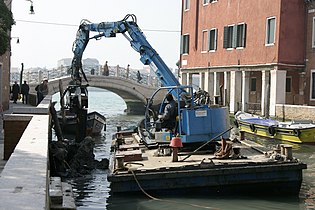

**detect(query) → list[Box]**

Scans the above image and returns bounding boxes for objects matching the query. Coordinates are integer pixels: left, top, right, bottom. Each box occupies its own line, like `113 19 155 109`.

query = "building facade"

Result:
179 0 306 117
306 1 315 106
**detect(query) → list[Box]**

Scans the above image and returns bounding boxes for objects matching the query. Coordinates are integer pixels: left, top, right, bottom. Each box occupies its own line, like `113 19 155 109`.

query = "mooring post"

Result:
76 108 87 143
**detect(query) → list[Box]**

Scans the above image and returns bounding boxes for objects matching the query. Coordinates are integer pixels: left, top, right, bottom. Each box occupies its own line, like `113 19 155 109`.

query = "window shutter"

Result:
185 35 190 54
223 26 228 49
242 24 247 48
180 35 184 54
214 28 217 50
232 25 237 48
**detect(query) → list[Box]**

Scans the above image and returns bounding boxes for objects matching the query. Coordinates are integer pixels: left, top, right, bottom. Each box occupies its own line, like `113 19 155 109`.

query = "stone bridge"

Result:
29 75 165 114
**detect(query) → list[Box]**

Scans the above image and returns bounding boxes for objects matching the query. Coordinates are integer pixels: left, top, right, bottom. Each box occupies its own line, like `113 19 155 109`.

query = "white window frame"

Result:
236 22 246 49
201 30 208 53
312 17 315 48
266 17 276 46
311 70 315 100
208 28 217 52
226 24 235 50
210 0 218 3
184 0 190 11
202 0 209 6
181 33 190 55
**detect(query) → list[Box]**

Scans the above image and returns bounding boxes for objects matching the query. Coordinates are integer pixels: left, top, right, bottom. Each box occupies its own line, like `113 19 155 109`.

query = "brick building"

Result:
306 1 315 106
179 0 307 117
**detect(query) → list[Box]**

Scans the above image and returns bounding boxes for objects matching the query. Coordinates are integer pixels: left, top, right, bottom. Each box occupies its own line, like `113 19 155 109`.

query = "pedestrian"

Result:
37 79 49 105
21 80 30 104
11 81 20 104
137 70 142 83
103 61 109 76
126 64 130 79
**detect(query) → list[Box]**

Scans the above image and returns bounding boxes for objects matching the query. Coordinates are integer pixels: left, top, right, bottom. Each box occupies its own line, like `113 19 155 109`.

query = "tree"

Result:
0 0 14 56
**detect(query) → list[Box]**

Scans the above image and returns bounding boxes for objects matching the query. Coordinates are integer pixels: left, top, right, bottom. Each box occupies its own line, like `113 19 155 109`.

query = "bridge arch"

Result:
30 75 165 114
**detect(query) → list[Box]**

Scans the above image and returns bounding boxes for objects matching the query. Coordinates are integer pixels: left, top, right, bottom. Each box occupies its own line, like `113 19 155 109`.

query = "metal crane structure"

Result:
66 14 230 144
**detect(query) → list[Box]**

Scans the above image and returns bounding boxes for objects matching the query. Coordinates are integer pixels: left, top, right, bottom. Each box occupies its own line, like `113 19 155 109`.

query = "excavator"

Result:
65 14 230 145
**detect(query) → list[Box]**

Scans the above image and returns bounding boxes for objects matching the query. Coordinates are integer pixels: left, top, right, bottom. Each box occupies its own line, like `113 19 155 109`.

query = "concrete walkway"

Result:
0 101 33 173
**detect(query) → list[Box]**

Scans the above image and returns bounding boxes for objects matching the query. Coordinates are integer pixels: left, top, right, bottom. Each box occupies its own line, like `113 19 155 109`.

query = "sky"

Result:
10 0 182 70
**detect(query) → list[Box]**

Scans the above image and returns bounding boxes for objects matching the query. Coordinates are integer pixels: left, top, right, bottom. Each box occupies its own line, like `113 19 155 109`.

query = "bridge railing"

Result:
21 64 161 88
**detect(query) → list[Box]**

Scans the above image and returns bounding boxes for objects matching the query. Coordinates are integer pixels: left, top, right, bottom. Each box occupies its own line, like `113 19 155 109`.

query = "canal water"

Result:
53 87 315 210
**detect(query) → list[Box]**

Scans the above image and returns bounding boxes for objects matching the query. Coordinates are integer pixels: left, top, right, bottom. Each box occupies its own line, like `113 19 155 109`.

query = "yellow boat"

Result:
235 111 315 144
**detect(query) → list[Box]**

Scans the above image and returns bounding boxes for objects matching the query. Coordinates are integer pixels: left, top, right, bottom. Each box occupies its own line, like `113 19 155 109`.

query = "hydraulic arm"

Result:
71 14 181 94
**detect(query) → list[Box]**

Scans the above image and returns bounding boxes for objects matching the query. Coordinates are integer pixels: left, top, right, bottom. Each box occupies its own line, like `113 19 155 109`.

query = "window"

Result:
286 77 292 93
312 17 315 48
236 23 246 48
311 71 315 100
266 17 276 45
202 30 208 52
250 78 256 92
184 0 190 10
208 28 217 51
180 34 190 54
209 0 218 2
224 23 246 49
223 25 234 49
203 0 209 5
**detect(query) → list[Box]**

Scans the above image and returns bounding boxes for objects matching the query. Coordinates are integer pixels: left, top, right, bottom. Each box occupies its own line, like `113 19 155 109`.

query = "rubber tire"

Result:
250 124 256 132
268 126 276 136
293 129 301 137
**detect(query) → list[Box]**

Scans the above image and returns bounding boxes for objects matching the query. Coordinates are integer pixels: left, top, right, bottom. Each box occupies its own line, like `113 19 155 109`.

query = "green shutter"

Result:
180 35 184 54
223 26 228 49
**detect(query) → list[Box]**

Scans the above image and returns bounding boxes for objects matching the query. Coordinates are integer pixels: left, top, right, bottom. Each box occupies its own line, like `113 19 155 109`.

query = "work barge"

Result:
108 131 307 195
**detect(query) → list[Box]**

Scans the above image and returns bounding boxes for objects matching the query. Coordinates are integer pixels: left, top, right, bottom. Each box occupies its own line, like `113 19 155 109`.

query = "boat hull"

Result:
108 162 306 195
238 121 315 143
235 111 315 143
59 111 106 136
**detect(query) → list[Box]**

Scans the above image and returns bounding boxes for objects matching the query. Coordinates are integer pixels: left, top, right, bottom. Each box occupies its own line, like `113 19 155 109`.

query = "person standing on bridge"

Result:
137 70 142 83
21 80 30 104
126 64 130 79
103 61 109 76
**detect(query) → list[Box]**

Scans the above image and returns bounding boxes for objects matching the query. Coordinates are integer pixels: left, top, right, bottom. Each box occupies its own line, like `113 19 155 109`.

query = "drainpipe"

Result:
194 0 200 51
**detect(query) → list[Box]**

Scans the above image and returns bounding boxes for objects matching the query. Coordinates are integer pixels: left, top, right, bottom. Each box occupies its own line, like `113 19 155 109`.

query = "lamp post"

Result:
26 0 34 14
11 37 20 44
20 63 24 93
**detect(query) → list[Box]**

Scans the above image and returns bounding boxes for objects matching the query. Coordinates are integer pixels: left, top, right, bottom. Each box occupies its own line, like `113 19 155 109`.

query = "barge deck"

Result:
108 133 307 195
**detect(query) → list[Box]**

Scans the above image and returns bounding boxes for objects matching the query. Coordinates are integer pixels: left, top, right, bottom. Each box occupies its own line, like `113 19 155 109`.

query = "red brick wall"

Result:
181 0 305 68
278 0 305 64
305 4 315 106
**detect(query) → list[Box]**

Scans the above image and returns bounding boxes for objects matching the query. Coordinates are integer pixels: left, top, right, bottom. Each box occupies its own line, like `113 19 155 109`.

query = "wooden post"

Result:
59 79 65 124
172 148 179 162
